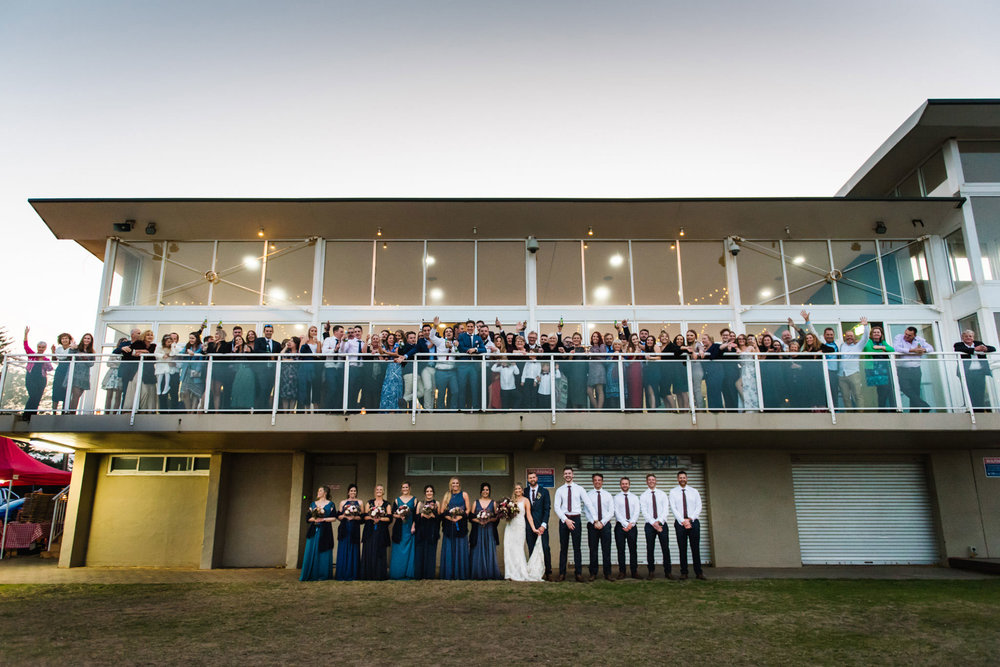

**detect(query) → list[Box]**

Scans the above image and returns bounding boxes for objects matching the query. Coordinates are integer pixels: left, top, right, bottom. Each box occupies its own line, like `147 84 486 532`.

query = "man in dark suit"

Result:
253 324 282 409
704 329 738 411
456 320 487 410
955 330 997 412
525 471 552 581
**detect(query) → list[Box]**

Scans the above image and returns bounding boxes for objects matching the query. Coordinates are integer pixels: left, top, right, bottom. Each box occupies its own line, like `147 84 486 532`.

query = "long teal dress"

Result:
335 500 362 581
379 359 404 410
389 497 416 580
300 501 335 581
469 499 502 580
230 354 256 410
439 493 469 580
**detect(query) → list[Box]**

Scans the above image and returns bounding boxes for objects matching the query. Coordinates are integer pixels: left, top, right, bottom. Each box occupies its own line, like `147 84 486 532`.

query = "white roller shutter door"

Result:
792 461 939 565
571 459 711 566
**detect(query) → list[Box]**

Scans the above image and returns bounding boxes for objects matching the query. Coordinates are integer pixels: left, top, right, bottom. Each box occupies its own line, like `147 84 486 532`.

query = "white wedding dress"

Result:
503 499 545 582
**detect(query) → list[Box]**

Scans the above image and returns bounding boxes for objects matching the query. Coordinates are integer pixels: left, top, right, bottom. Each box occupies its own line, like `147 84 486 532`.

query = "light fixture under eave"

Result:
609 254 624 267
679 227 685 237
382 241 388 250
875 221 887 234
587 226 594 236
257 226 265 238
377 227 383 237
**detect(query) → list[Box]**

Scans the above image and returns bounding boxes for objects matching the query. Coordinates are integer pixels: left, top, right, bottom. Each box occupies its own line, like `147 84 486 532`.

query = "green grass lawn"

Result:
1 579 998 665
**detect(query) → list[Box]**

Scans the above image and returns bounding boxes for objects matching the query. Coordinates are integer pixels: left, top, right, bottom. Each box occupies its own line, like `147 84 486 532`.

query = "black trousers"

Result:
644 522 672 572
559 517 583 575
526 524 551 575
615 523 638 574
253 362 275 409
898 366 929 411
965 368 991 412
722 369 740 410
705 372 724 410
674 519 703 576
587 522 613 576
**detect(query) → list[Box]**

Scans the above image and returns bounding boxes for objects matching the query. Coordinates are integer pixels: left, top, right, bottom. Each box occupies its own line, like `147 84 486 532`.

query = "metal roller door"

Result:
792 461 938 565
570 457 711 566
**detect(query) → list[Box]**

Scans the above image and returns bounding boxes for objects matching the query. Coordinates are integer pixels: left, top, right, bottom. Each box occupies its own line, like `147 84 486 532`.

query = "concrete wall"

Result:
972 449 1000 557
219 453 291 567
85 455 209 567
705 450 801 567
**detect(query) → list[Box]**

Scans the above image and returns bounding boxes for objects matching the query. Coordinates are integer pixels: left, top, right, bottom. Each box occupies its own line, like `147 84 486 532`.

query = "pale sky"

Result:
2 0 999 345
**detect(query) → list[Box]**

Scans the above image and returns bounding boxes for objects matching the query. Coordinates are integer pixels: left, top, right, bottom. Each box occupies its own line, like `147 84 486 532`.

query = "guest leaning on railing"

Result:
955 331 996 412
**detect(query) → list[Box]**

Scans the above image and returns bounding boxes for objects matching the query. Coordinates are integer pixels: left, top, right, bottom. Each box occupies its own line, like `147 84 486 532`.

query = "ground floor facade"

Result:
54 435 1000 571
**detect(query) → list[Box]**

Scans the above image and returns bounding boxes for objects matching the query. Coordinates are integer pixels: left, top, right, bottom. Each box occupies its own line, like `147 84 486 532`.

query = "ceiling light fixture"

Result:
377 227 383 237
679 227 685 237
875 221 887 234
257 226 265 238
587 226 594 236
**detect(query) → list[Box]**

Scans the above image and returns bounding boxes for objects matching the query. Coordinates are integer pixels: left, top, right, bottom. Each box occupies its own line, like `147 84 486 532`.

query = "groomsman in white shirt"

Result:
639 473 675 580
669 470 706 580
613 476 641 580
554 466 596 582
586 473 615 582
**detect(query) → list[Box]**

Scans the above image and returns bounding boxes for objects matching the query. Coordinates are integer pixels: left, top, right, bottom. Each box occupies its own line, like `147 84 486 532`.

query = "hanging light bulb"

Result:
587 226 594 236
377 227 382 237
679 227 685 237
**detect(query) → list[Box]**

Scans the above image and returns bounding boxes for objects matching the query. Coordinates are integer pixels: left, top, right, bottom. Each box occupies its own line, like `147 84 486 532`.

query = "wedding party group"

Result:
299 467 705 583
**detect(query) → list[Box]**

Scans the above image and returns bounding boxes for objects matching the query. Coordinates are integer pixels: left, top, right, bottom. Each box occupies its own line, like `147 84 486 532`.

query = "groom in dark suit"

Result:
525 471 552 581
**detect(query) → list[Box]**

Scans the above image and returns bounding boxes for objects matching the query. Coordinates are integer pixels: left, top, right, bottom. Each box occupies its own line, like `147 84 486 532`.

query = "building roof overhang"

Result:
30 197 964 260
838 99 1000 197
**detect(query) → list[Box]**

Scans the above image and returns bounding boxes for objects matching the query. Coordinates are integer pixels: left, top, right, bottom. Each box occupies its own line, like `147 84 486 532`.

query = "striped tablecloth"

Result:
2 522 51 549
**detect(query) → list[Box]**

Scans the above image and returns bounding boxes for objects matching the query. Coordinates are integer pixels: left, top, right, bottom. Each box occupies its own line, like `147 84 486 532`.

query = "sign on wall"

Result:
985 457 1000 478
574 455 695 472
525 467 555 487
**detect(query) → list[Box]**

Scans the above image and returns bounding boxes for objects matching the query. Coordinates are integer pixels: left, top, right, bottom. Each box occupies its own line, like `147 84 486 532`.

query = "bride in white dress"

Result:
503 483 545 582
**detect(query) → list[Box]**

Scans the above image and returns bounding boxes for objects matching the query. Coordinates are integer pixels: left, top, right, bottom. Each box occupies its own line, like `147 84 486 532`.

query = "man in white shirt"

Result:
321 325 345 410
639 473 675 580
836 318 869 409
669 470 706 580
553 466 596 582
340 327 365 411
586 473 615 582
892 326 934 411
613 476 640 580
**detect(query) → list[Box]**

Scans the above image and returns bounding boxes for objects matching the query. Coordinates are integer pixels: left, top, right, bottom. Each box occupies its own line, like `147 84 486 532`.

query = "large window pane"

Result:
958 313 981 339
880 240 932 305
921 149 948 194
785 241 834 305
478 242 526 306
944 230 973 292
104 323 152 347
681 241 728 306
426 242 473 306
959 141 1000 183
896 171 921 197
213 241 265 306
374 241 423 306
109 241 160 306
263 241 314 306
323 241 373 306
631 241 680 305
537 241 582 306
584 241 631 305
160 242 213 307
831 241 883 305
972 197 1000 281
685 322 732 343
736 241 784 305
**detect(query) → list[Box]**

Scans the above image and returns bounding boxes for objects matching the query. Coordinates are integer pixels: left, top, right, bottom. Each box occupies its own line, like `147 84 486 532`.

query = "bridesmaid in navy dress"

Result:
439 477 470 580
360 484 393 580
335 484 363 581
413 484 440 580
469 482 502 580
389 482 416 580
300 486 336 581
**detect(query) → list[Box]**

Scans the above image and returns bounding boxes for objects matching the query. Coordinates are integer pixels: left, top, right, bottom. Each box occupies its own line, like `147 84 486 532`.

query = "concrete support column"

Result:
58 451 100 568
285 452 306 569
199 452 225 569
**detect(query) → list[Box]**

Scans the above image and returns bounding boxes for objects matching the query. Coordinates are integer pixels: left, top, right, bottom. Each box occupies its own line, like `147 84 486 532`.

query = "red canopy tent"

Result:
0 437 72 486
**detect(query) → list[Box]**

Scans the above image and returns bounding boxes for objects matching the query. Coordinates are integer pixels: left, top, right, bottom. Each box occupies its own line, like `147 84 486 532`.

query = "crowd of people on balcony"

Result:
12 314 998 416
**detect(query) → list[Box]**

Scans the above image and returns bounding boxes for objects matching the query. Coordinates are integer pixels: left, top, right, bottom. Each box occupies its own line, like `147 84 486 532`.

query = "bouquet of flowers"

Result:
496 497 520 521
476 509 494 523
308 505 325 520
394 504 411 520
447 506 465 519
341 503 360 518
369 505 387 521
421 500 438 516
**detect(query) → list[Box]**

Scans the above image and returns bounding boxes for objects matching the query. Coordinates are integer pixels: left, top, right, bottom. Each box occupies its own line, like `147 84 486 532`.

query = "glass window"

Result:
736 240 785 305
431 456 457 474
477 242 526 305
631 241 680 305
374 241 423 306
109 456 138 472
685 323 732 344
831 241 882 305
959 141 1000 183
109 241 160 306
155 323 202 344
636 322 683 343
945 229 973 292
138 456 164 472
784 241 834 305
166 456 191 472
958 313 981 339
921 149 948 194
104 323 152 347
972 197 1000 281
408 456 432 473
458 456 481 473
270 323 312 343
263 241 314 306
896 171 921 197
193 457 211 472
213 241 265 306
426 242 474 306
681 241 728 306
880 240 932 305
538 321 583 340
160 242 213 307
536 241 582 305
323 241 374 306
482 456 507 473
584 241 631 305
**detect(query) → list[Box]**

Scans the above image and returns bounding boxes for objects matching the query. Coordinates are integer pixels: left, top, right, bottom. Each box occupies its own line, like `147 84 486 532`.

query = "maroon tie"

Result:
567 486 573 514
625 495 631 521
597 492 603 522
652 492 657 519
682 488 689 520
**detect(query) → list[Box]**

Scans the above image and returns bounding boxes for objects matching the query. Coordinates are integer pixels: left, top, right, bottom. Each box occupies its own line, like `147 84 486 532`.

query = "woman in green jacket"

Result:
863 325 895 409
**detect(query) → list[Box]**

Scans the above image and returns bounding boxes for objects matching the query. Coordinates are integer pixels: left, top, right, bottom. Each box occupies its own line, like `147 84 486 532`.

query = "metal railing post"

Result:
753 355 765 414
617 354 626 413
411 356 419 424
271 357 282 426
202 356 213 414
955 356 976 424
66 355 77 414
821 355 836 425
480 356 487 413
0 357 8 412
129 357 144 426
888 355 905 413
686 357 697 425
342 357 350 414
550 354 556 424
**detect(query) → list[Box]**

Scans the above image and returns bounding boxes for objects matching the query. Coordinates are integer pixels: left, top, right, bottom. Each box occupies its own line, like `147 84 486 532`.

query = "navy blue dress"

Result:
360 499 391 580
413 500 440 580
469 499 502 580
300 501 335 581
335 499 362 581
439 493 469 580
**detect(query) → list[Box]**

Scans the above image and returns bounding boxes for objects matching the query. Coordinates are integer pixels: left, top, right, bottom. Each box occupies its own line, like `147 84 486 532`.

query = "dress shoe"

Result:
679 574 688 580
631 572 641 580
575 574 586 582
555 573 565 582
604 573 614 581
696 573 707 580
542 573 551 582
616 569 626 580
587 574 596 582
665 573 676 580
646 571 655 580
